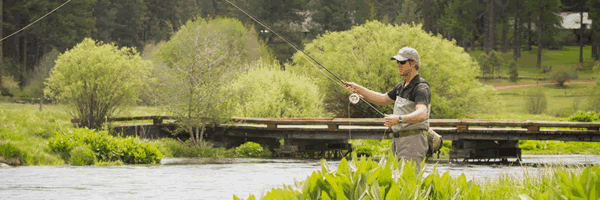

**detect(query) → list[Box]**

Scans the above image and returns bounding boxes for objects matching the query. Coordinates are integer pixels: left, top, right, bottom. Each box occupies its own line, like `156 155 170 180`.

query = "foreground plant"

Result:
235 154 600 200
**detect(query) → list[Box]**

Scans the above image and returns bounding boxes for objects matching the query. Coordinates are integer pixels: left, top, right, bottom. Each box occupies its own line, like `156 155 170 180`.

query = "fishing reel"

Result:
349 93 362 104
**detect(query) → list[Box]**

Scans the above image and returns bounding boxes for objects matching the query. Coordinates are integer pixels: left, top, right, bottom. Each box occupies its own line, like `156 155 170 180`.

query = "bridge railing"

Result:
72 116 600 133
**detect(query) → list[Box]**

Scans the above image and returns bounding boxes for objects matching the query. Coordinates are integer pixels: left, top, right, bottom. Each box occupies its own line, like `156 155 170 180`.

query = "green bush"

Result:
569 111 600 122
591 82 600 112
230 61 329 118
508 61 519 82
551 65 577 87
289 21 499 118
477 50 504 78
48 128 163 164
69 146 96 166
151 138 236 158
0 141 26 164
44 38 150 129
525 89 547 114
235 142 268 157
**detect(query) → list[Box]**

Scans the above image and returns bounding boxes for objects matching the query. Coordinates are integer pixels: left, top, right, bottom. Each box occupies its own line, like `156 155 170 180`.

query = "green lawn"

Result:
486 84 595 117
470 46 600 86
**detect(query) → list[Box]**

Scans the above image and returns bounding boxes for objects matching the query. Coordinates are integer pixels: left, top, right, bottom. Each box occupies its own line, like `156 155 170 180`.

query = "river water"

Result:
2 155 600 200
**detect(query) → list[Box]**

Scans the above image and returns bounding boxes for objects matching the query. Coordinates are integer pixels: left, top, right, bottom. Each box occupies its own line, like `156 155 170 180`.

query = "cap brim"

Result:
391 55 408 61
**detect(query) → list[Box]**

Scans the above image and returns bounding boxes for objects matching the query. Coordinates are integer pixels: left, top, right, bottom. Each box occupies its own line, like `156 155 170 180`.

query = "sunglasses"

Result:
396 60 410 65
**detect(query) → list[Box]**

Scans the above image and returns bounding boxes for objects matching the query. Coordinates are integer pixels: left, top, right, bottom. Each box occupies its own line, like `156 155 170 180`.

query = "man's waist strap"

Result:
389 129 426 138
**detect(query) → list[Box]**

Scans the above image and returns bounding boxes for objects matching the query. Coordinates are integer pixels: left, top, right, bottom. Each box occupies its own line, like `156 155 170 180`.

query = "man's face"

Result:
396 60 412 76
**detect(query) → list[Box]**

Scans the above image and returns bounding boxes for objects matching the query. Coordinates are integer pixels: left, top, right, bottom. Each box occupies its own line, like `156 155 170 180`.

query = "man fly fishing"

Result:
344 47 432 170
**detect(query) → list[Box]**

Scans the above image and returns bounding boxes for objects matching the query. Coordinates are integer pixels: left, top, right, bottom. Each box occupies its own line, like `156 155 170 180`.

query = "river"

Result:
1 155 600 200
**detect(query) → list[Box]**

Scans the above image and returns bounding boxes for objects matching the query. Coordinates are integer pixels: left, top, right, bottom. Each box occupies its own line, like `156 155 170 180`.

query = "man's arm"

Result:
343 81 395 105
384 104 428 128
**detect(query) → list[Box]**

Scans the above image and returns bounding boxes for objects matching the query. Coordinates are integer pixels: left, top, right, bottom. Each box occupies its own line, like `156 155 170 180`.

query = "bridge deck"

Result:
76 116 600 141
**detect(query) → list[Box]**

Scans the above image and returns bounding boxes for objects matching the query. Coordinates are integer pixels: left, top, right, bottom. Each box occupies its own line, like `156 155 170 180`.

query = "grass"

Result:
470 46 600 86
485 84 596 117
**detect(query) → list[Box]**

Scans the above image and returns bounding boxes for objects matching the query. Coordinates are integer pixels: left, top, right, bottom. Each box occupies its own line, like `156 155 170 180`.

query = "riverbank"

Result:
1 102 599 167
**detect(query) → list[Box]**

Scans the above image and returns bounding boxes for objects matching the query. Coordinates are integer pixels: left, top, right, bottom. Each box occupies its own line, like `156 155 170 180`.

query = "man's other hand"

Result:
344 81 360 94
384 114 401 128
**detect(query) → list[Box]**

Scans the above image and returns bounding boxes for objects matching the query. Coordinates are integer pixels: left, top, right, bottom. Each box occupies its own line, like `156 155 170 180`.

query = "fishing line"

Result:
224 0 385 117
0 0 72 42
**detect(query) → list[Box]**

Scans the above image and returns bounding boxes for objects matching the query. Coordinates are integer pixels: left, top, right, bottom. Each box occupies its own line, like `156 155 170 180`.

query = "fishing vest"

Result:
391 78 431 133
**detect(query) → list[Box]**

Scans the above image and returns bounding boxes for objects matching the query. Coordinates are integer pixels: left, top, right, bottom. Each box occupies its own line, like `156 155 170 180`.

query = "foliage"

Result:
237 154 600 200
235 142 270 158
44 38 150 129
148 17 264 144
1 75 20 96
477 50 504 78
591 82 600 112
551 66 578 87
525 88 548 114
508 61 519 82
48 128 163 164
569 111 600 122
151 138 237 158
230 60 329 118
0 141 26 165
289 21 499 118
519 140 600 154
22 49 60 98
69 146 97 166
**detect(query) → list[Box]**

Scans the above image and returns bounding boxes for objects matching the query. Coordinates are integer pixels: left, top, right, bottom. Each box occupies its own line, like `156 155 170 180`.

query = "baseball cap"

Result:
391 47 420 62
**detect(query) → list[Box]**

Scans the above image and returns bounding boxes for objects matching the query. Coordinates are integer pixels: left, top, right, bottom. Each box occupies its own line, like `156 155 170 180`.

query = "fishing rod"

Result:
223 0 386 117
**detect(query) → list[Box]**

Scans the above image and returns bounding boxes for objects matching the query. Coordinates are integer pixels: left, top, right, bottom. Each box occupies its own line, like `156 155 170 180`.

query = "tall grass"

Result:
0 103 69 165
236 154 600 199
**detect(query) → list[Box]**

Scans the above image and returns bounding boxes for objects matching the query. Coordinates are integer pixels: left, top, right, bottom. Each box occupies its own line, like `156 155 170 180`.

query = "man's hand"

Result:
384 114 401 128
343 81 360 94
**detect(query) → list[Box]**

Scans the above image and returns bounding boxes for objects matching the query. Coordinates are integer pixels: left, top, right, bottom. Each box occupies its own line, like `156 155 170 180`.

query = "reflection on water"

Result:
1 155 599 200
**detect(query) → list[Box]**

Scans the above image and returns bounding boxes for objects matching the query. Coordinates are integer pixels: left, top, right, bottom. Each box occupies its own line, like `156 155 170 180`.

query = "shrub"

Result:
289 21 499 118
525 89 547 114
48 128 163 164
477 50 504 78
44 38 150 129
0 141 26 165
69 146 96 166
230 60 329 118
569 111 600 122
508 61 519 82
235 142 267 157
151 138 236 158
591 82 600 112
551 65 577 87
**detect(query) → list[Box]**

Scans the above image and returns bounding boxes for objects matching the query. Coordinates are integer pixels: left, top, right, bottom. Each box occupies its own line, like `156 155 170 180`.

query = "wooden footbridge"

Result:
77 116 600 162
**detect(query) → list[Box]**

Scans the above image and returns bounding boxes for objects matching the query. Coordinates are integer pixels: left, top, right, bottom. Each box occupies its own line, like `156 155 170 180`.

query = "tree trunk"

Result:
189 126 196 144
484 0 494 54
537 9 543 69
527 20 533 51
501 17 509 52
199 126 205 144
21 35 26 88
580 10 585 63
0 0 3 91
593 20 600 61
513 3 520 61
422 0 432 33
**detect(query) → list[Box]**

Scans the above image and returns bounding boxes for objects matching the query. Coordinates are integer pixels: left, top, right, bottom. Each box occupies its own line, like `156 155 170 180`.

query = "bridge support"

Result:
275 139 352 159
449 139 521 163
